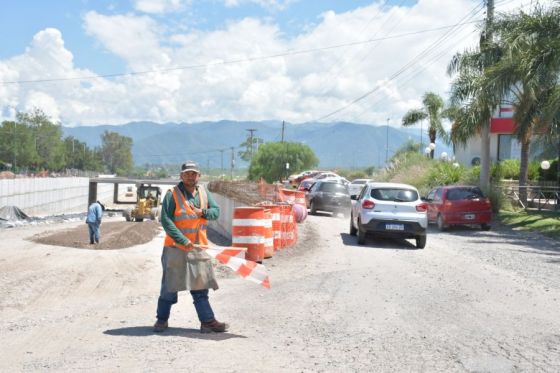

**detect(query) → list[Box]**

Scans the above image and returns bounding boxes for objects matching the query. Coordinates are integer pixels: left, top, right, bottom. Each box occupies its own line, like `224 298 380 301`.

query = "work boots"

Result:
153 319 168 333
200 319 229 333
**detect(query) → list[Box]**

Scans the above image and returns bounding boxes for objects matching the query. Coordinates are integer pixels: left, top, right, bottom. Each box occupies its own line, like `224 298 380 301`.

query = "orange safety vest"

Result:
163 185 208 248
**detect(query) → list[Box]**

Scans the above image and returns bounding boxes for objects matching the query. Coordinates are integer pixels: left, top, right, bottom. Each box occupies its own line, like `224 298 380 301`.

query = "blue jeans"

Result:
157 287 215 323
87 222 100 244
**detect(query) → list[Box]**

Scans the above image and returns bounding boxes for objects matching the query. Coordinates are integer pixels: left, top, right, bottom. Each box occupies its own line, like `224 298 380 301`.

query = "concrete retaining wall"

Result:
0 178 113 216
209 192 247 238
0 177 240 235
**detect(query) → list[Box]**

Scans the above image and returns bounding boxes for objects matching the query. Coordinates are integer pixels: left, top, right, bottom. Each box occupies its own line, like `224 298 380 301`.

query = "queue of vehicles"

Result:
292 170 493 250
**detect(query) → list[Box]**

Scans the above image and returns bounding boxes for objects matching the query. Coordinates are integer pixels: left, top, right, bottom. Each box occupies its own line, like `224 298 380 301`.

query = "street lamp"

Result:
541 160 551 170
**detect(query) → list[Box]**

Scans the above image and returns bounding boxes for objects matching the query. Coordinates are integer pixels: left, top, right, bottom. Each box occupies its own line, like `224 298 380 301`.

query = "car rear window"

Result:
446 187 485 201
370 188 418 202
320 183 348 193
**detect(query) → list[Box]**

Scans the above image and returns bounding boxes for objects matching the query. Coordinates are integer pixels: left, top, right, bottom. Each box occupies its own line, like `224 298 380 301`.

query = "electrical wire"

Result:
309 2 485 123
0 20 483 86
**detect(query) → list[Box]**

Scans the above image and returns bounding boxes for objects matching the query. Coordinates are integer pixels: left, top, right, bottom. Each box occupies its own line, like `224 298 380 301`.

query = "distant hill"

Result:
62 120 451 169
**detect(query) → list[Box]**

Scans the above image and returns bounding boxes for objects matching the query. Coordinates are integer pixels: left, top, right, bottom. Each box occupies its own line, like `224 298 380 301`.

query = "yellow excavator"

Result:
123 184 162 222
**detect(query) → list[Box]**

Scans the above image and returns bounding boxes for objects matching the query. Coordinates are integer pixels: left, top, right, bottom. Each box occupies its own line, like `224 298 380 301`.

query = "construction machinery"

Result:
123 184 162 222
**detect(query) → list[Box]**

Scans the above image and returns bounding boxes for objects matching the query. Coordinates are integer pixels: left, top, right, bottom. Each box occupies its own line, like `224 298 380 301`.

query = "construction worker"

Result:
86 201 104 244
153 161 228 334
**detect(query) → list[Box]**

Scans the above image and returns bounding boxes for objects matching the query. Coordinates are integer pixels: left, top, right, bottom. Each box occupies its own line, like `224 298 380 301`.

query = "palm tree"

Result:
401 92 449 159
448 5 560 203
482 5 560 202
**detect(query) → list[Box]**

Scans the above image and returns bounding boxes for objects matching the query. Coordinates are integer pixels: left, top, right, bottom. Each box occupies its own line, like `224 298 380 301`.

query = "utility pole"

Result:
281 120 285 143
385 118 390 164
220 149 224 174
246 128 257 160
420 119 423 150
230 146 235 180
12 122 16 172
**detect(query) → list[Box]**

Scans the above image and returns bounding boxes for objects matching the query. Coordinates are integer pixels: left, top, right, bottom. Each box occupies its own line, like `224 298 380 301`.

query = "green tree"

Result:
248 142 319 182
18 110 66 171
100 131 134 175
485 6 560 201
238 137 263 162
401 92 450 159
0 110 66 172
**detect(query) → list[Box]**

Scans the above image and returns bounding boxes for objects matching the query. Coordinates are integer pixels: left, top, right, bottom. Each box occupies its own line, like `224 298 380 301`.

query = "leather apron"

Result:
161 185 218 292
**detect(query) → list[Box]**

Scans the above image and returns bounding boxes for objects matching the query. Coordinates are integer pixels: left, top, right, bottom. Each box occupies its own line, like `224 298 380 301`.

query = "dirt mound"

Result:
30 220 162 250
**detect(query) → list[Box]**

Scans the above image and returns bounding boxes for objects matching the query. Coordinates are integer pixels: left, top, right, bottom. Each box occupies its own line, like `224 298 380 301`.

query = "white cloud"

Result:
0 0 545 127
83 11 169 69
25 91 61 122
223 0 297 11
133 0 188 14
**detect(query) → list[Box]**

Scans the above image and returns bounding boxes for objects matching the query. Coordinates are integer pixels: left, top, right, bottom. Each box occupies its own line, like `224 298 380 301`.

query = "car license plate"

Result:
464 214 475 220
386 224 404 231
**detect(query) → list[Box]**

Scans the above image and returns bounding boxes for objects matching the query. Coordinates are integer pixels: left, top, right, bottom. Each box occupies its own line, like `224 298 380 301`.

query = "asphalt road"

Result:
1 213 559 372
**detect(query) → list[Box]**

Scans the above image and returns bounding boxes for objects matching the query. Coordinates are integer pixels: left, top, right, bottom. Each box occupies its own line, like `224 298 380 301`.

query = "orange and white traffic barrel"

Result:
278 203 296 248
270 205 282 251
263 209 274 259
232 207 265 262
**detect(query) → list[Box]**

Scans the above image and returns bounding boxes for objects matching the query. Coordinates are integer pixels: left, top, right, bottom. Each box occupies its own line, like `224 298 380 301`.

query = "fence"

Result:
498 183 560 211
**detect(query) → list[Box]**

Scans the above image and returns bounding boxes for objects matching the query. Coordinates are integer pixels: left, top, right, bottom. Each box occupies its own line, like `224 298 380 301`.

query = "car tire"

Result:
349 214 357 236
481 223 491 231
415 235 426 249
437 214 447 231
310 200 317 215
123 209 132 222
357 220 366 245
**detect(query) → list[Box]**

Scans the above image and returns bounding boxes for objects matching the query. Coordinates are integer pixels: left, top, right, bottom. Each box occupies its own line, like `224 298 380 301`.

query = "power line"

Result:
0 21 483 86
310 3 485 123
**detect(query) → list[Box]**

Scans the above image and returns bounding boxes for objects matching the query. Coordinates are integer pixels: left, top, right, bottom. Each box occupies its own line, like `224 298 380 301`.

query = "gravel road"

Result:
1 213 560 372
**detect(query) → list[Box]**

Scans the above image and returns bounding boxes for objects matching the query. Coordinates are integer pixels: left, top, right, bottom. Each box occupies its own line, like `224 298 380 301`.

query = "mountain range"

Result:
62 120 451 169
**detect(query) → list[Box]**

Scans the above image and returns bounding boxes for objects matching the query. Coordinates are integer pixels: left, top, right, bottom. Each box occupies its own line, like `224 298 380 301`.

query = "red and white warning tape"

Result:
186 244 271 289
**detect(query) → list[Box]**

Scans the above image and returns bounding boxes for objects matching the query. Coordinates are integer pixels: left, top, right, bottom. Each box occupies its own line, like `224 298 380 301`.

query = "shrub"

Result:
425 161 465 189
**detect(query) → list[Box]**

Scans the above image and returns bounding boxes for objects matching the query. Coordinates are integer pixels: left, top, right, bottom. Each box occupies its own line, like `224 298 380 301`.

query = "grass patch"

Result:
498 210 560 240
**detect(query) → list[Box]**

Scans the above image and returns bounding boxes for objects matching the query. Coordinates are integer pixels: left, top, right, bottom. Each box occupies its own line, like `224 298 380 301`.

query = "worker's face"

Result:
181 171 200 187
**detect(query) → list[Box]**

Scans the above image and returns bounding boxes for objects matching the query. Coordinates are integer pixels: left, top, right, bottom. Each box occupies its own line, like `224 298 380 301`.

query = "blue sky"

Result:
0 0 539 126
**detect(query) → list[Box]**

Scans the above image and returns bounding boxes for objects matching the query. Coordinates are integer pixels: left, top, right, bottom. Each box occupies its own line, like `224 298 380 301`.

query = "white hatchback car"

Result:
349 182 428 248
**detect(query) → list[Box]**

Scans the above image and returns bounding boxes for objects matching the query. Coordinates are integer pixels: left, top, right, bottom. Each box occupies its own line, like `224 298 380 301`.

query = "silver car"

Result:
348 178 373 196
349 182 428 248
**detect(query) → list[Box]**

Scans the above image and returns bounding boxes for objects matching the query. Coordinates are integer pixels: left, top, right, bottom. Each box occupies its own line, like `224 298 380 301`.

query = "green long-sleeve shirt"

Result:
160 182 220 246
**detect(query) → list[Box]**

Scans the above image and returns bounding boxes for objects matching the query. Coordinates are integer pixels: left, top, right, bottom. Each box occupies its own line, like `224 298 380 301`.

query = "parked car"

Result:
298 178 316 192
424 185 492 231
314 172 340 180
348 178 373 196
350 182 427 248
306 180 351 217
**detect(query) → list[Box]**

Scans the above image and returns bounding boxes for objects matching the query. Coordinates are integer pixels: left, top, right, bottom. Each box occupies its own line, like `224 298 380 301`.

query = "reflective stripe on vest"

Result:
164 185 209 247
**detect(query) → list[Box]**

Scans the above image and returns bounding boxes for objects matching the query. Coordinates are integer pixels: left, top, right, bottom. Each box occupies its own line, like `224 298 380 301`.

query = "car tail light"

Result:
416 202 428 212
362 200 375 209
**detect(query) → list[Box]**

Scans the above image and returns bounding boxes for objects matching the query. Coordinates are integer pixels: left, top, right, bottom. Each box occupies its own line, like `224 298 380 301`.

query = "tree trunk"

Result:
518 138 530 207
479 121 491 193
